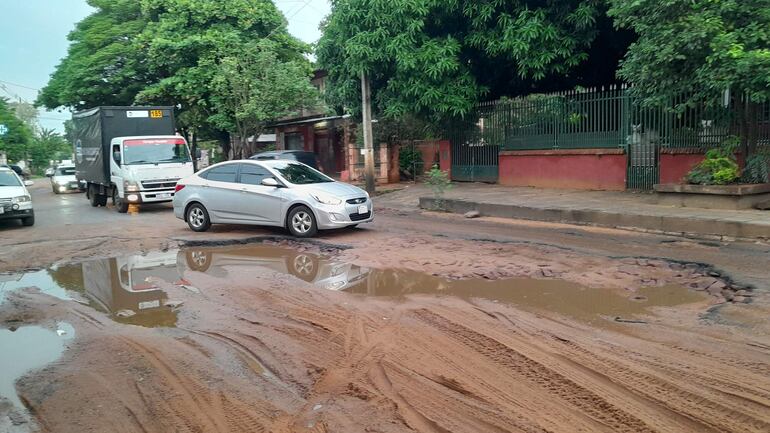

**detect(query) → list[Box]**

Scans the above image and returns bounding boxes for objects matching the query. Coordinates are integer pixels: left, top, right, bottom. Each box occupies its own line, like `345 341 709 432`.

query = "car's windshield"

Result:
56 167 76 176
123 138 191 165
0 171 21 187
272 161 333 185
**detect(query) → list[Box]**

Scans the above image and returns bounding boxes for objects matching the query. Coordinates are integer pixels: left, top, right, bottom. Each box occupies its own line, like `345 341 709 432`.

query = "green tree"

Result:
135 0 314 158
37 0 150 110
0 98 33 163
27 128 72 174
317 0 605 122
609 0 770 157
208 40 318 159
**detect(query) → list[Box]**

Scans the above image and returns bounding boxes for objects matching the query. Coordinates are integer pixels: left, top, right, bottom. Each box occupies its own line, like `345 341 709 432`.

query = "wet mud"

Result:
1 239 768 432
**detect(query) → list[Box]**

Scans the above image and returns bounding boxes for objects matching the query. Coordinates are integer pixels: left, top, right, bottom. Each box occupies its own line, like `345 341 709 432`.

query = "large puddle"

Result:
0 242 707 426
1 243 706 329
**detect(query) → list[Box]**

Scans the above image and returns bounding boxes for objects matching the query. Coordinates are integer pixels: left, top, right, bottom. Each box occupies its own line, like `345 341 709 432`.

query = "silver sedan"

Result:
173 160 373 237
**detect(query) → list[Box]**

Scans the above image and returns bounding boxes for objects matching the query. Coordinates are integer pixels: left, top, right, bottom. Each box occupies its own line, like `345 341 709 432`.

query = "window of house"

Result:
285 133 304 151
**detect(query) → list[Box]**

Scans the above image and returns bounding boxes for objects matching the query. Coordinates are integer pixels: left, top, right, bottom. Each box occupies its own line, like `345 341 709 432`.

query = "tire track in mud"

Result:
540 331 770 433
121 336 274 433
413 309 656 433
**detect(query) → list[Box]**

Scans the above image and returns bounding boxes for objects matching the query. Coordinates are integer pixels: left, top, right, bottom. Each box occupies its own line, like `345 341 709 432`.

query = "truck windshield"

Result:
123 138 191 165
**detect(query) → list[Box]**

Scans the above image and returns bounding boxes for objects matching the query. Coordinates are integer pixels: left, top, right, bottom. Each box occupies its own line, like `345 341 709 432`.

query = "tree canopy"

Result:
0 98 33 163
317 0 626 122
37 0 150 110
38 0 318 159
609 0 770 108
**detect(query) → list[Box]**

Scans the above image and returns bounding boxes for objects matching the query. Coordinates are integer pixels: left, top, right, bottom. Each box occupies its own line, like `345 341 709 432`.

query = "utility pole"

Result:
360 70 376 195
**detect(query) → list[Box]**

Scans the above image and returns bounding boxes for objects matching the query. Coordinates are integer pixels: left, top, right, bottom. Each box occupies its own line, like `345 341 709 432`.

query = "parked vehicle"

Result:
72 106 196 213
0 166 35 226
1 164 26 180
173 159 373 237
48 164 85 194
250 150 319 170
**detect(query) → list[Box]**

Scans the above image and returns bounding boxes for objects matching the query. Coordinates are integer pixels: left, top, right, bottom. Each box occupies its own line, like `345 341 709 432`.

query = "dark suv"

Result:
250 150 319 170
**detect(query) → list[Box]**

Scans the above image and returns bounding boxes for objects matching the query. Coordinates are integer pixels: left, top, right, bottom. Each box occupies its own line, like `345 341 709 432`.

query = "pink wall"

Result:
659 152 705 184
499 149 627 191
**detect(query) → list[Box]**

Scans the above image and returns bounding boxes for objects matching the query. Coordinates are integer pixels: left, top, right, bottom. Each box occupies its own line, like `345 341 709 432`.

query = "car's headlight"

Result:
12 195 31 203
124 180 140 192
311 192 342 205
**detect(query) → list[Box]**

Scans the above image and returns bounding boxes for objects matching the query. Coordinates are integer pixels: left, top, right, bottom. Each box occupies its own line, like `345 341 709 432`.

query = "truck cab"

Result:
109 136 194 211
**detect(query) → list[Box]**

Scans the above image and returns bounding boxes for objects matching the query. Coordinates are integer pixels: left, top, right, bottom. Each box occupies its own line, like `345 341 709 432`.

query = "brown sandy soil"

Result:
2 187 770 432
2 232 769 433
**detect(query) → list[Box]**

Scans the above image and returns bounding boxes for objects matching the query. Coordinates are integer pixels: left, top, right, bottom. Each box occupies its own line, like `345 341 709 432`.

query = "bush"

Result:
687 137 741 185
425 165 452 210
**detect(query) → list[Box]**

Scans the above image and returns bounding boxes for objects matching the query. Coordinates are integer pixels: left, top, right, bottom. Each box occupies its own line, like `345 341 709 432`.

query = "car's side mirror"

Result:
24 180 34 187
261 177 280 187
45 173 53 178
113 151 121 165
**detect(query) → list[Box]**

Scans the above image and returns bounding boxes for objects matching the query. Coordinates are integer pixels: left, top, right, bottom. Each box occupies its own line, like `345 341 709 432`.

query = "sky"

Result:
0 0 330 133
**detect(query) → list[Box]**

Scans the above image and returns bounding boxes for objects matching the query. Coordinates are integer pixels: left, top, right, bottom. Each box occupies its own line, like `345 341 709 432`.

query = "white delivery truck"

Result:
72 106 197 213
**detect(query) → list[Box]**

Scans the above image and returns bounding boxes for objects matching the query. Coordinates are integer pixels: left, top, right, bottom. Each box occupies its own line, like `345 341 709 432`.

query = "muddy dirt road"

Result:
1 184 769 432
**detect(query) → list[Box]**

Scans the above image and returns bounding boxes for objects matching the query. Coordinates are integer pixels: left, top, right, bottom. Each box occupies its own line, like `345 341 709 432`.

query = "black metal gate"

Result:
448 117 499 183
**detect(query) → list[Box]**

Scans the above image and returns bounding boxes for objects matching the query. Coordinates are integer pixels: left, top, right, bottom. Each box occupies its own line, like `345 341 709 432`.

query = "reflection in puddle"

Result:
1 252 179 328
179 245 706 325
0 323 74 429
1 244 706 330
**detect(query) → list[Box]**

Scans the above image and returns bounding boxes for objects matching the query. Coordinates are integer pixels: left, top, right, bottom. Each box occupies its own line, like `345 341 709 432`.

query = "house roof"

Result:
268 114 348 128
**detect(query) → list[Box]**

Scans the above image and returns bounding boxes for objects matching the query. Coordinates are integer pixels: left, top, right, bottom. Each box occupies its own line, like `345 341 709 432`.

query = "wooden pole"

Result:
361 70 376 194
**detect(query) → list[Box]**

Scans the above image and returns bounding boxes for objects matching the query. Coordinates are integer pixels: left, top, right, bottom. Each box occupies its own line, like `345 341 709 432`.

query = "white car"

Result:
49 164 84 194
173 160 374 237
0 166 35 226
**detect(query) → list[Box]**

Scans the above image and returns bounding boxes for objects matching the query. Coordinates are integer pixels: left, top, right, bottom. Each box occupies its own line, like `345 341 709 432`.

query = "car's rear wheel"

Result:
287 206 317 238
186 203 211 232
88 185 108 207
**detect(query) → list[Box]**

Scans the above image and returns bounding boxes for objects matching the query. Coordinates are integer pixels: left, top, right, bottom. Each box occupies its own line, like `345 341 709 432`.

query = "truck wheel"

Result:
186 203 211 232
88 185 100 207
113 189 129 213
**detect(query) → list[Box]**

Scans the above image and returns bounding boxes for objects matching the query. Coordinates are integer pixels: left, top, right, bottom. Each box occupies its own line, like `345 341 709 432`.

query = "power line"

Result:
0 79 40 92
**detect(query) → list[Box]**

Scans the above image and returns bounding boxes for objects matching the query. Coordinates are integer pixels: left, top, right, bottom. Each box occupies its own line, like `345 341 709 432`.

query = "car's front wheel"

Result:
186 203 211 232
287 206 318 238
21 215 34 227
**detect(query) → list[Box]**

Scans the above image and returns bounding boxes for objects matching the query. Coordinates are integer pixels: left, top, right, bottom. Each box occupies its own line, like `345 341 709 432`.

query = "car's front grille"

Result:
346 197 367 205
141 179 179 190
349 211 371 222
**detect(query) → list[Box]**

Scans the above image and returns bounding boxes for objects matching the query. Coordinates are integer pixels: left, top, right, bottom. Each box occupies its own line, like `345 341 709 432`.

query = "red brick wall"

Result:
499 149 627 191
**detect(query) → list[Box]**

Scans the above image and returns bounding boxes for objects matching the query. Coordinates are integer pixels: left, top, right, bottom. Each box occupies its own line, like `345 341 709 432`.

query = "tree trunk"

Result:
191 131 198 172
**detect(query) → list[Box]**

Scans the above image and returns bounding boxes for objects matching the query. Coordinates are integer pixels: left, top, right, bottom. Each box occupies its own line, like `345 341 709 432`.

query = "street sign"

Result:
0 124 8 136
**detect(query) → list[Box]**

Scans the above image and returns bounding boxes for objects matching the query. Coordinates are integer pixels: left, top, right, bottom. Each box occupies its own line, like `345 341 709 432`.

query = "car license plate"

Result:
357 205 368 214
138 300 160 310
158 193 171 199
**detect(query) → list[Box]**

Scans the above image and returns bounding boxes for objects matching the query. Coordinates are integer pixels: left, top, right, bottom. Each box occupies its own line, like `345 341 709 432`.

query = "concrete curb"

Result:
419 197 770 241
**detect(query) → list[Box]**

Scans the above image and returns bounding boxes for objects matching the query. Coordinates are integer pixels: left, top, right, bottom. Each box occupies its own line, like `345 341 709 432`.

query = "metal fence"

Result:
471 86 770 151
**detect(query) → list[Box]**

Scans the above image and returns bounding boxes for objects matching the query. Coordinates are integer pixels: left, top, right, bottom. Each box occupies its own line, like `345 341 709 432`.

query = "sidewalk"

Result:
375 183 770 240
